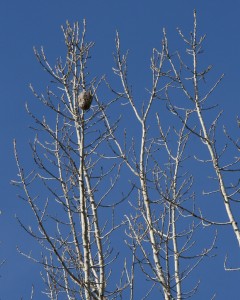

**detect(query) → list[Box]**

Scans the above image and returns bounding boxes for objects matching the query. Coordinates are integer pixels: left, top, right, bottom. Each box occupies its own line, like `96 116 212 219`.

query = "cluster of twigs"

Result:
12 10 240 300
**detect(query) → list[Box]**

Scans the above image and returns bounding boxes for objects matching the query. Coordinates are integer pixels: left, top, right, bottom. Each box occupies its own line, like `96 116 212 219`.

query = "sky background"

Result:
0 0 240 299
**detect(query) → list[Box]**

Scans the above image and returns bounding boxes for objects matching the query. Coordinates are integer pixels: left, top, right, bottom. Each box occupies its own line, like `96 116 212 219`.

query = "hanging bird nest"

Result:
77 90 93 111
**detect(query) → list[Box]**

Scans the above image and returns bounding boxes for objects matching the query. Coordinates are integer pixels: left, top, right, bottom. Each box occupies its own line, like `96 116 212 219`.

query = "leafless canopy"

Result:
13 10 240 300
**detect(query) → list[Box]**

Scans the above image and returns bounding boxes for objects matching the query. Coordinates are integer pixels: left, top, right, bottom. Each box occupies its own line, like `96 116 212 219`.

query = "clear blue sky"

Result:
0 0 240 299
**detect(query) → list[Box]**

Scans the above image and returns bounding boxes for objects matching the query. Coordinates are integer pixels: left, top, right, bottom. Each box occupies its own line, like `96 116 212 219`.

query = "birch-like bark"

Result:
191 11 240 247
13 21 127 299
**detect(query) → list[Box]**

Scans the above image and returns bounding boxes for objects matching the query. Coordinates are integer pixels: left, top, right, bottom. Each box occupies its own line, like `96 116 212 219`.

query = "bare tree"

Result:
13 20 130 300
105 13 216 300
161 10 240 265
12 10 238 300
